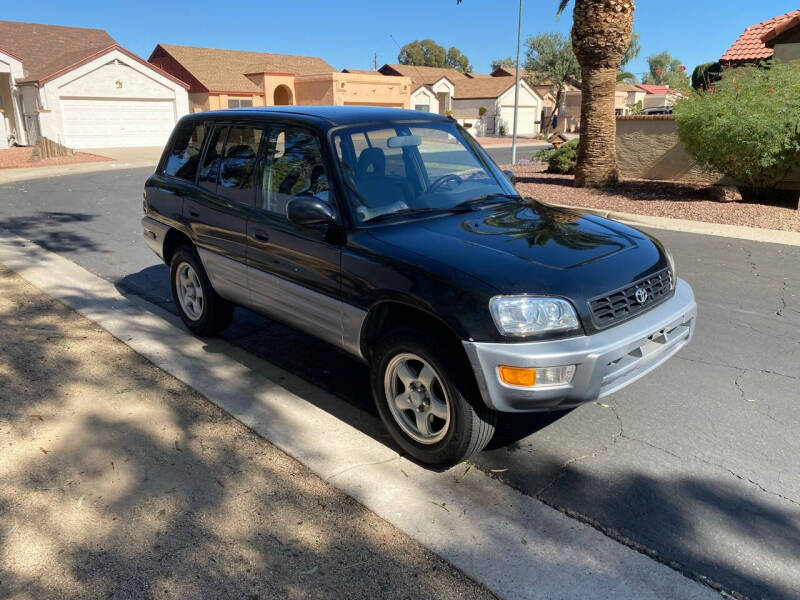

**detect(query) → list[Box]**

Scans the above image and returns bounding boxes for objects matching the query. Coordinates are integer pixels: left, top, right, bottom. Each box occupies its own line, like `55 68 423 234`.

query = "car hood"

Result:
367 200 667 301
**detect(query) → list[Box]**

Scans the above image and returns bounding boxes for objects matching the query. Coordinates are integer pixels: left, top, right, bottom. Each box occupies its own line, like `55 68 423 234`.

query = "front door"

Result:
246 124 355 353
185 123 263 306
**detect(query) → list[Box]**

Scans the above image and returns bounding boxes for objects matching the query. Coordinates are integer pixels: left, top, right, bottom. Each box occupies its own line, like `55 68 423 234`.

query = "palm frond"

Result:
556 0 572 17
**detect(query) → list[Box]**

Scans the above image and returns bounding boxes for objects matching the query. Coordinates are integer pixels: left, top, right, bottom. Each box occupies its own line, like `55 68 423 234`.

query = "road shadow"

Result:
0 211 107 254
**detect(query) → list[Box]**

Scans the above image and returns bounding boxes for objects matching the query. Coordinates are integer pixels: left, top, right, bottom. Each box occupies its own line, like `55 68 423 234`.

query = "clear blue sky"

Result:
4 1 798 79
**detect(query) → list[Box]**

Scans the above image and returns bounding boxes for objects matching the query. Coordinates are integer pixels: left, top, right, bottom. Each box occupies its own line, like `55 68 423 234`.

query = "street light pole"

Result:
510 0 523 165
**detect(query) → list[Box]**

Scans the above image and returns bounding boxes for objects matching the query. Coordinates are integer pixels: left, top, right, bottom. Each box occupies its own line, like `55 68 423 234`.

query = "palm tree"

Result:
558 0 635 187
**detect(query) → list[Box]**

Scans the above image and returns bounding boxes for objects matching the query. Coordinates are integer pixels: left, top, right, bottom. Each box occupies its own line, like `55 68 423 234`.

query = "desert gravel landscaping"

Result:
0 265 494 600
0 147 113 170
509 163 800 232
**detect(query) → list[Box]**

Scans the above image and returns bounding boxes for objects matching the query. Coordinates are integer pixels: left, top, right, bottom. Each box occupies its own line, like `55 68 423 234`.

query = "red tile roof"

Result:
720 10 800 65
635 84 672 95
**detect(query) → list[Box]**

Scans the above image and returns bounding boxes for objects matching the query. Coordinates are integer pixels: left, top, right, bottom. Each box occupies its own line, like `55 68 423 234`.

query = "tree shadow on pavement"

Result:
0 266 495 600
0 212 106 255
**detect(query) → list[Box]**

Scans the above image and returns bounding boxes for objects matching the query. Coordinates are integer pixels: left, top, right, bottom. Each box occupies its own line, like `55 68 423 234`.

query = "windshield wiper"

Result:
453 193 522 210
362 207 449 224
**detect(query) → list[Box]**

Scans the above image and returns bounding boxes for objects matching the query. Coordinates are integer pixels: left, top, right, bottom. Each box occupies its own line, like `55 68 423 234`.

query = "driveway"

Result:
0 168 798 599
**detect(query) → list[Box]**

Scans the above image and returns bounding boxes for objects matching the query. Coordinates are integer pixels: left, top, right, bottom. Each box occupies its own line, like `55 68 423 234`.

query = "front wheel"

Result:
371 328 496 468
170 246 233 336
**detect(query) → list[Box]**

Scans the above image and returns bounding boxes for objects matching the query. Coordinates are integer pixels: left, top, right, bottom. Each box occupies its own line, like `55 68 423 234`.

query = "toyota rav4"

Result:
142 106 697 467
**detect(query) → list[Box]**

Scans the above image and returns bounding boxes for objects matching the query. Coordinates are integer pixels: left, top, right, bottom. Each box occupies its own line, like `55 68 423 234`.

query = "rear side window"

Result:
217 126 263 204
198 126 227 190
163 121 207 181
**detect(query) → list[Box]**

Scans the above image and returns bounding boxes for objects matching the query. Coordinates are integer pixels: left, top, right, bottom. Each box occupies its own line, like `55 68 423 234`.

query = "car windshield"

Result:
332 121 519 224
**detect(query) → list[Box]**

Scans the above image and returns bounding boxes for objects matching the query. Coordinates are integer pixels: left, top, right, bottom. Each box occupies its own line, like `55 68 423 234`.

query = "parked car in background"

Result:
142 106 697 467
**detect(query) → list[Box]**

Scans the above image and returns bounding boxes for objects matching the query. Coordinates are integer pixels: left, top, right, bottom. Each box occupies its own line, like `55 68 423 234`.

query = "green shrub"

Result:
498 123 507 136
674 62 800 198
535 138 578 174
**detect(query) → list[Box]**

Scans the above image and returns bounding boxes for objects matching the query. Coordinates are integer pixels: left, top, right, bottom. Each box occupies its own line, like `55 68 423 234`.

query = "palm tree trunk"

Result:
574 65 618 186
569 0 635 187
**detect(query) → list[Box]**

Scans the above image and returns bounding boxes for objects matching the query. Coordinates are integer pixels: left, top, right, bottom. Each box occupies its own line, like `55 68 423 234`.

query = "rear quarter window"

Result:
163 121 208 181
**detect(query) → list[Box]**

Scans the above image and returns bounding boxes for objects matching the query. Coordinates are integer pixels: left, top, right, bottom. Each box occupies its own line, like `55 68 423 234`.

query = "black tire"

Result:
370 328 496 468
169 246 234 336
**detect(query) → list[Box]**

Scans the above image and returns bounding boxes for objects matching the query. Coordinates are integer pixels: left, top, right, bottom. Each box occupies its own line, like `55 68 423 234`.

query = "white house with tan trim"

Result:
378 64 545 136
0 20 189 149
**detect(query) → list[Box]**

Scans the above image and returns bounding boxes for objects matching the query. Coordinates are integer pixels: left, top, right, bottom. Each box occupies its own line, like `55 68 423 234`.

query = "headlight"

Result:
489 296 580 336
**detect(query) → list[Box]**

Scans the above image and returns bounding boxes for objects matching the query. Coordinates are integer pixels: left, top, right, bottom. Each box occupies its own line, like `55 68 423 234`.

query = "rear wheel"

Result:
371 328 496 468
170 246 233 336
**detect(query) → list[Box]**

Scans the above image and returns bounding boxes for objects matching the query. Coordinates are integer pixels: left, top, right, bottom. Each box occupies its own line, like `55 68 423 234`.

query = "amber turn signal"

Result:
498 365 537 387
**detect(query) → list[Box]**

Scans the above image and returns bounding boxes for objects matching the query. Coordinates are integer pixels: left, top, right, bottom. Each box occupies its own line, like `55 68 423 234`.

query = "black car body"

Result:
142 106 696 466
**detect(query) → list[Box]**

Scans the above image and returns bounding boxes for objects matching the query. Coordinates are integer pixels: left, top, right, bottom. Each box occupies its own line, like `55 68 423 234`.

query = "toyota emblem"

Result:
634 288 649 304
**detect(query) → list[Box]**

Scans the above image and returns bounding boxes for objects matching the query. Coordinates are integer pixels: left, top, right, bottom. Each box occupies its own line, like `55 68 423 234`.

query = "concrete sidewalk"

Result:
0 264 495 600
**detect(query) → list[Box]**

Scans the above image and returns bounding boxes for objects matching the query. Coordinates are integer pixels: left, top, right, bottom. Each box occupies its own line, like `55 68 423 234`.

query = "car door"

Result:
184 122 263 306
246 123 358 354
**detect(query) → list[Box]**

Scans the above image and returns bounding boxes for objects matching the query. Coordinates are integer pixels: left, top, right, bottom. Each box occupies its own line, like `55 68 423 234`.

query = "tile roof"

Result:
341 68 380 74
152 44 337 92
453 77 516 99
636 84 673 95
616 83 643 92
379 63 469 88
0 20 116 83
720 10 800 64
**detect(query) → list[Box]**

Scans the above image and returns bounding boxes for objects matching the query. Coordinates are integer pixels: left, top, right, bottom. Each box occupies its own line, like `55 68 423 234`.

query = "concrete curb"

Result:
556 204 800 247
0 227 716 600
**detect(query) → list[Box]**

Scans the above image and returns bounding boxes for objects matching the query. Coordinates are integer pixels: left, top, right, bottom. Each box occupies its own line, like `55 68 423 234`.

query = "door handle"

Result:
188 209 200 218
252 230 269 242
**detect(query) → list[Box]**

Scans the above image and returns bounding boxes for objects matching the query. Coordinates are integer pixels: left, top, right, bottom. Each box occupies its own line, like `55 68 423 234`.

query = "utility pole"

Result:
510 0 523 165
373 52 377 71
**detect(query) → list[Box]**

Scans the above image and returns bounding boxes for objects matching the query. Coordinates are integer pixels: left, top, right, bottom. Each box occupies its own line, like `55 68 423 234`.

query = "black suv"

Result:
142 106 696 467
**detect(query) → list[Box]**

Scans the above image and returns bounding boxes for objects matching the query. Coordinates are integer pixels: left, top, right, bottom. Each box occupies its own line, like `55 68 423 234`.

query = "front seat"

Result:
355 148 410 216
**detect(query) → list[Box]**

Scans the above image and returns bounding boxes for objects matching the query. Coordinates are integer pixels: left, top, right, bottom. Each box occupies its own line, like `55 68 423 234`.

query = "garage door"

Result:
60 98 176 149
501 105 537 135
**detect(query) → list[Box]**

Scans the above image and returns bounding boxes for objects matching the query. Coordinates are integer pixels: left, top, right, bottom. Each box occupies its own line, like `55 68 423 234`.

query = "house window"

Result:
227 98 253 109
414 104 430 112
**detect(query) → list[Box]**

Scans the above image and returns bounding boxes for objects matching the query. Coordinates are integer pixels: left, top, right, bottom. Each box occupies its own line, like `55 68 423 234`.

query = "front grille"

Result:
589 268 673 329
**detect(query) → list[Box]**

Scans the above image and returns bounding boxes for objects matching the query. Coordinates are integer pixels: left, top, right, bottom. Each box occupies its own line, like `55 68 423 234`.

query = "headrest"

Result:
356 147 386 179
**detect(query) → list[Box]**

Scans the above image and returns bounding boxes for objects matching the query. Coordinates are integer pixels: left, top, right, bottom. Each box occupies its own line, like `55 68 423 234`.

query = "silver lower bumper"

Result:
463 278 697 413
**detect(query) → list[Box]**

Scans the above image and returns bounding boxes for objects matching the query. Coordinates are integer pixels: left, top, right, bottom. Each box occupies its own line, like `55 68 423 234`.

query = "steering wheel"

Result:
428 173 463 193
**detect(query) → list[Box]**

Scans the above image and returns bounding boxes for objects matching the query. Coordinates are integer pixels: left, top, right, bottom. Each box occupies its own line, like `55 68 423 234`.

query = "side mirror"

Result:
503 169 517 186
286 196 335 226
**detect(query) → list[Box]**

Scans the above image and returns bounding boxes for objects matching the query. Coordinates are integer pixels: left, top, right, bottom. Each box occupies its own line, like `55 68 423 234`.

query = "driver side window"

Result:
260 127 330 217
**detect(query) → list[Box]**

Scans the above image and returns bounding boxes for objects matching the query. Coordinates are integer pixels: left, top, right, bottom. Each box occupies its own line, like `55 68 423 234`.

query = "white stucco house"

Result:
0 21 189 149
378 64 546 136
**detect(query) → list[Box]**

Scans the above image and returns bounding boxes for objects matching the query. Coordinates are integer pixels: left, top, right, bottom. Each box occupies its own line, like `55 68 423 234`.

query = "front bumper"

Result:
463 278 697 412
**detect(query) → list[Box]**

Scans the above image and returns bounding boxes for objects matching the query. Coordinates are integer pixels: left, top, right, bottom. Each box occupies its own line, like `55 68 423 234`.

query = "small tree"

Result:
491 57 517 71
691 61 722 91
398 40 472 72
674 62 800 199
478 105 488 116
524 32 581 135
642 51 690 90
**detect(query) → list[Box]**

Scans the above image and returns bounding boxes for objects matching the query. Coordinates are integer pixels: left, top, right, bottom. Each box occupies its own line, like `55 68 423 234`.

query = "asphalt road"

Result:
1 168 798 599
